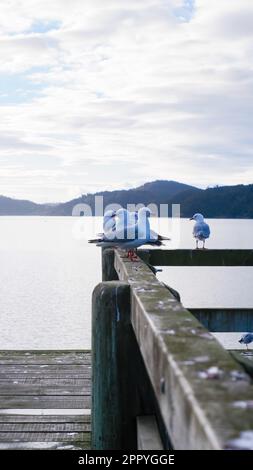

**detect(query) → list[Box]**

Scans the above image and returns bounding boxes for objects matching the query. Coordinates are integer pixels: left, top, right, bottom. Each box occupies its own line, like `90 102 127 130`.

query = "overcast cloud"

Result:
0 0 252 202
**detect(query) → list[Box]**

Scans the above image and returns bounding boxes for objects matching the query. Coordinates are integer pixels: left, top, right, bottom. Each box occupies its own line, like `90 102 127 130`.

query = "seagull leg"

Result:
196 240 199 250
246 344 249 351
131 249 138 261
128 249 138 262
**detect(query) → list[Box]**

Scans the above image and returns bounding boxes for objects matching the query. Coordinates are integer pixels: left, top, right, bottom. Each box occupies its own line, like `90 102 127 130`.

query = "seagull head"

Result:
138 207 152 218
190 213 204 222
116 208 128 217
104 209 116 219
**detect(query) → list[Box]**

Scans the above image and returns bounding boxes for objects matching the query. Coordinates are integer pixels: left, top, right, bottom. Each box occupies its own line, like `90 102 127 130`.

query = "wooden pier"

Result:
0 351 91 449
92 248 253 450
1 248 253 450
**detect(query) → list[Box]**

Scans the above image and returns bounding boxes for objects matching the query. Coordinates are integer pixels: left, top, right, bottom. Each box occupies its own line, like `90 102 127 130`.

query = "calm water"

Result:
0 216 253 350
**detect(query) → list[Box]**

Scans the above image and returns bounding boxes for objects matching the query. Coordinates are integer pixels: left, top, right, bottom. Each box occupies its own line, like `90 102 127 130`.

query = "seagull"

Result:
239 333 253 350
89 206 170 260
103 210 116 235
136 207 170 241
115 208 136 234
96 210 116 239
190 213 210 249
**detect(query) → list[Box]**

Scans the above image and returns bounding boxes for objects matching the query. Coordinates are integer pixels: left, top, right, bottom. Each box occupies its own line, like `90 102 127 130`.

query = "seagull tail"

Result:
158 235 171 241
151 239 164 247
88 238 102 244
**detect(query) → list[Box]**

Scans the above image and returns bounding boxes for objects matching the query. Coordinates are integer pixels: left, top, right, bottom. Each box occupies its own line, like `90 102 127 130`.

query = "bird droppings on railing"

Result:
230 370 248 381
193 356 210 363
197 366 223 380
163 329 176 335
179 360 195 366
227 431 253 450
232 401 253 409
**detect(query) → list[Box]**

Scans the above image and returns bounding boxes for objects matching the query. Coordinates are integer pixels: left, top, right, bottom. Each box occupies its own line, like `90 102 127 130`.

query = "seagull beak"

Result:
189 217 193 220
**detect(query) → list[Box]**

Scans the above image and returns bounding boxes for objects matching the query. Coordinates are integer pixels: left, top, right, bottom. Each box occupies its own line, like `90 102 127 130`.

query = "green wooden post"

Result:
102 248 118 281
92 281 157 450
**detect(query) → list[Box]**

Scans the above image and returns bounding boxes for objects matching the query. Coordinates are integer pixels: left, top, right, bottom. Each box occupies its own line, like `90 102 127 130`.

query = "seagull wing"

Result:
193 222 210 239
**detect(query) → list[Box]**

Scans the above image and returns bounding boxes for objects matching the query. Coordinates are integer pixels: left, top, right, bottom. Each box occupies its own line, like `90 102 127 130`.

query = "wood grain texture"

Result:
0 351 91 450
0 441 87 450
114 250 253 450
0 415 90 423
137 416 163 450
138 248 253 266
92 281 159 450
0 432 89 442
0 351 91 365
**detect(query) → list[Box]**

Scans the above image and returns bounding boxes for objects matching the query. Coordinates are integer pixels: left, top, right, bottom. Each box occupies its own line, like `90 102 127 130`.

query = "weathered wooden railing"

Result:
92 249 253 450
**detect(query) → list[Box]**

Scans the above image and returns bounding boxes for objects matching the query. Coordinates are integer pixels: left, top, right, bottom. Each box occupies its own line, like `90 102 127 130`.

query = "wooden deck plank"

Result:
0 385 90 396
0 373 91 379
0 441 89 450
0 423 90 432
0 365 90 372
0 415 90 423
0 352 91 365
0 396 91 408
0 378 89 386
0 350 91 449
0 432 89 442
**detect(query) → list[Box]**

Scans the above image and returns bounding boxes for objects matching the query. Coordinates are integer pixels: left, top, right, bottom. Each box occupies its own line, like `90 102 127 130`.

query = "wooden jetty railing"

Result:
92 249 253 450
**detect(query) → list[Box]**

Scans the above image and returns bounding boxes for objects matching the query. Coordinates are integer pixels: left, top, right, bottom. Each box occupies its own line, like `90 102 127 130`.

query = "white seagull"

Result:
190 213 210 249
239 333 253 350
103 210 116 235
89 207 170 260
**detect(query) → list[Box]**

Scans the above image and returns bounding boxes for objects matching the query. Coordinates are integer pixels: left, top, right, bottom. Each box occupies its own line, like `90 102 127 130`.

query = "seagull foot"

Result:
127 249 138 261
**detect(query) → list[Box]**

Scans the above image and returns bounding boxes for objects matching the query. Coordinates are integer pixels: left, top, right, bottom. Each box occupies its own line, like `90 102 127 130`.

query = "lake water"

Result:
0 216 253 350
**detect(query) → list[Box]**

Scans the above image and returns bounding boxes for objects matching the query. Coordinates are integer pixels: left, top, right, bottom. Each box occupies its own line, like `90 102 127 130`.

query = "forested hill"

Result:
1 181 253 218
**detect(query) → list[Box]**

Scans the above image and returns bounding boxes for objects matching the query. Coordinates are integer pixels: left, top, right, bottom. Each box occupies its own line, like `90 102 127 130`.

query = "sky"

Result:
0 0 253 202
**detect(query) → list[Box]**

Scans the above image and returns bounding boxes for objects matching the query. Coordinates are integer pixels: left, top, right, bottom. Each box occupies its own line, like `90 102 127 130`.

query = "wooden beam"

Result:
191 309 253 333
114 250 253 450
92 281 163 450
137 416 163 450
138 249 253 266
102 248 119 281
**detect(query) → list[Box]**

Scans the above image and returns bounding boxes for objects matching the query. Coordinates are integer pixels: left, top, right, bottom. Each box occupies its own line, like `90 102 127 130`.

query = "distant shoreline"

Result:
1 180 253 218
1 215 253 220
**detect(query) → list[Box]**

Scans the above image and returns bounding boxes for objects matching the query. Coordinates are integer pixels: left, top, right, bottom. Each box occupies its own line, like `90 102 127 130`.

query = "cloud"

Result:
0 0 252 201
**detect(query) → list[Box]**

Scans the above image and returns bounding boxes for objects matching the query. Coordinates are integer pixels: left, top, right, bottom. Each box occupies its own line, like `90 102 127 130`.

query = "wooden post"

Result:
137 416 163 450
92 281 158 450
102 248 118 281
